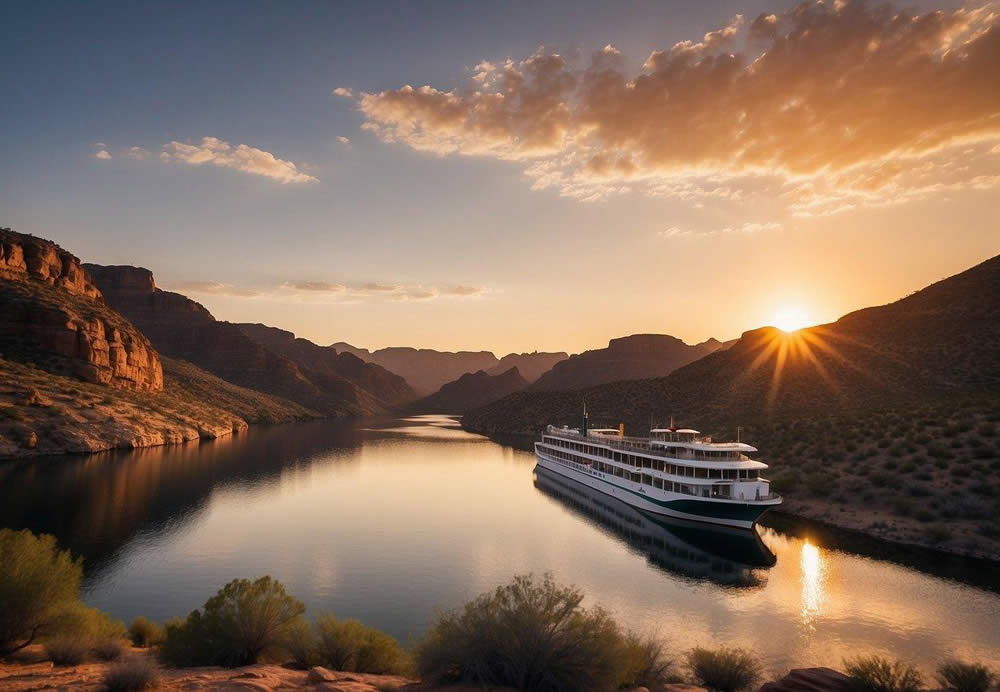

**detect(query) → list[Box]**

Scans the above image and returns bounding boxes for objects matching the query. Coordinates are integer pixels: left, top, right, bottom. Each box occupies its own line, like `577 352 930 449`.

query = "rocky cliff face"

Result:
487 351 568 383
529 333 724 392
0 229 162 391
87 265 392 417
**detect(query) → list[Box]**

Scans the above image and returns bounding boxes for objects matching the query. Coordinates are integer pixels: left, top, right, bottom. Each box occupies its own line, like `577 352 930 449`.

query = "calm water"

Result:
2 415 998 675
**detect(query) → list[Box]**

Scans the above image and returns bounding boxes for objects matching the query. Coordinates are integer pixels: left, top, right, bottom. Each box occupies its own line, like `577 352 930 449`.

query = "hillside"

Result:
331 343 500 395
529 334 726 392
465 255 1000 436
237 323 416 407
87 265 386 417
486 351 568 383
411 367 529 413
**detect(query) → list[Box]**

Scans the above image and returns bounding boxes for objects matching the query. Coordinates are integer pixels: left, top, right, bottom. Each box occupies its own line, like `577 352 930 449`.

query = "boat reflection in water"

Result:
533 465 776 588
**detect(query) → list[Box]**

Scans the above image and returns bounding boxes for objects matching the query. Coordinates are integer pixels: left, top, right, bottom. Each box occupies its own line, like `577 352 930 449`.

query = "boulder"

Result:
757 667 854 691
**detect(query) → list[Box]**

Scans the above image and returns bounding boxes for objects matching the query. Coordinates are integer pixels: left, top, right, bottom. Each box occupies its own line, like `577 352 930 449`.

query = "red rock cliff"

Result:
0 228 163 391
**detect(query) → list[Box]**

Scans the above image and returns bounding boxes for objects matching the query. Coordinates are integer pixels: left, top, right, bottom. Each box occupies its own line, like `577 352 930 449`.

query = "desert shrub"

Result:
976 423 996 438
315 614 407 674
936 659 995 692
415 573 624 691
891 497 912 516
45 636 90 665
686 647 762 692
619 632 674 689
0 528 83 656
95 636 128 661
283 616 318 668
103 655 161 691
845 655 923 692
159 576 304 667
129 616 165 648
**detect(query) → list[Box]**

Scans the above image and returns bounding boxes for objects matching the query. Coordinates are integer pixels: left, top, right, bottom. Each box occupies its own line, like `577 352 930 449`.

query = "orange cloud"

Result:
351 1 1000 206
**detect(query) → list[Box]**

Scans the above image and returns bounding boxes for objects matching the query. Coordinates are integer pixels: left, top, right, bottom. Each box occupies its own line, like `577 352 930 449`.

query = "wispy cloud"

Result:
332 87 353 98
164 277 487 303
347 0 1000 208
159 136 318 183
659 221 782 239
336 136 351 147
95 149 111 160
167 280 262 297
126 146 150 160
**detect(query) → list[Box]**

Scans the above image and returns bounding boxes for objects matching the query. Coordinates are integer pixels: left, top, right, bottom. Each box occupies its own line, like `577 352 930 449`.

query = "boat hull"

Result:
535 449 776 529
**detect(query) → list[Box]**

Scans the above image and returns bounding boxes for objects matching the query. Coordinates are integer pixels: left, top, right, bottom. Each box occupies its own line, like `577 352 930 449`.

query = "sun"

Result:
771 305 813 333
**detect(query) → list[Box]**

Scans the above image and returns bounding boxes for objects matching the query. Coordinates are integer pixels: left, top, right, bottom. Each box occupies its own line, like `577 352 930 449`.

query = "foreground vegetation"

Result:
1 528 997 691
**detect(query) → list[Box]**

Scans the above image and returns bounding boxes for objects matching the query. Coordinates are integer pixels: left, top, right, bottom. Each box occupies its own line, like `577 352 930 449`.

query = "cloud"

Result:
659 221 782 239
164 277 486 303
348 1 1000 207
442 285 483 296
95 150 111 160
126 146 150 160
160 136 318 183
336 136 351 147
167 280 261 297
281 280 346 293
332 87 353 98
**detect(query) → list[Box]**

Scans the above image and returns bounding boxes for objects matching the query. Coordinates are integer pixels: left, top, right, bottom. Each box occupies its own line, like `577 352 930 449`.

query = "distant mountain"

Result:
463 254 1000 436
237 323 415 406
412 367 529 413
331 343 500 396
528 334 726 392
487 351 568 383
87 265 384 417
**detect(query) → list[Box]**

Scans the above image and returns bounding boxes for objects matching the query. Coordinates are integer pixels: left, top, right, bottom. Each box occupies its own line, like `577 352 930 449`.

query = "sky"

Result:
2 0 998 355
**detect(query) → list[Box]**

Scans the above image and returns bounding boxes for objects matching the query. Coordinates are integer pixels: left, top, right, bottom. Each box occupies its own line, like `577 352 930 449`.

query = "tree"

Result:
0 529 82 656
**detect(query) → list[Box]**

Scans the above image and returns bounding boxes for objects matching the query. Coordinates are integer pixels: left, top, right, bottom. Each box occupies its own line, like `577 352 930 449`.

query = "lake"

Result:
1 414 998 675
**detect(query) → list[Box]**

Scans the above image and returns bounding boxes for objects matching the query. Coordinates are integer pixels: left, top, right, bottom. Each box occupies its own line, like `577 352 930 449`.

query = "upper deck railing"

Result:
543 426 752 463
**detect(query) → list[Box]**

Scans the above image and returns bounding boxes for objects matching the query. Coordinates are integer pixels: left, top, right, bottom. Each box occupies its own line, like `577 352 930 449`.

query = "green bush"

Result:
845 655 923 692
936 659 995 692
45 636 90 665
94 636 128 661
103 655 161 691
415 573 624 691
128 616 165 648
159 576 305 667
0 529 83 656
686 647 761 692
618 631 675 689
315 614 408 674
283 616 318 668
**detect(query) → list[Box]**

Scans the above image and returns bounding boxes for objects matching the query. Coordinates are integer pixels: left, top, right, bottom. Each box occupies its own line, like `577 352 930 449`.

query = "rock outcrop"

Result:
0 229 162 391
757 667 854 691
529 333 725 392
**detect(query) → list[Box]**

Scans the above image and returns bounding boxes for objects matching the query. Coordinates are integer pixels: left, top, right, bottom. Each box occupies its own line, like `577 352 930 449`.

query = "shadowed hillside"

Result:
487 351 568 382
87 265 389 417
411 367 529 413
237 323 416 407
529 333 727 392
465 254 1000 436
331 343 500 395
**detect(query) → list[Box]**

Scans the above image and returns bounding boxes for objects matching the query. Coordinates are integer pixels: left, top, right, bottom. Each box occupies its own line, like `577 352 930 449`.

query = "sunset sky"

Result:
2 0 998 355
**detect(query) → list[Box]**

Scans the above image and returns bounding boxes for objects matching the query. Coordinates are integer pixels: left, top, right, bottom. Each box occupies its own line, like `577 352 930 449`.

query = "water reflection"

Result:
0 420 362 577
533 466 775 588
799 541 826 628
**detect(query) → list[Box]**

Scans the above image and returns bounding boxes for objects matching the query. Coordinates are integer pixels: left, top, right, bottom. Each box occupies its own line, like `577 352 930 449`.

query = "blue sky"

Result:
2 0 997 354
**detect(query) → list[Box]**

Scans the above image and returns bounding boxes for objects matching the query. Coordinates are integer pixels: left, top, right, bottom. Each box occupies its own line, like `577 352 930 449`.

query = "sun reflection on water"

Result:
800 541 826 628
